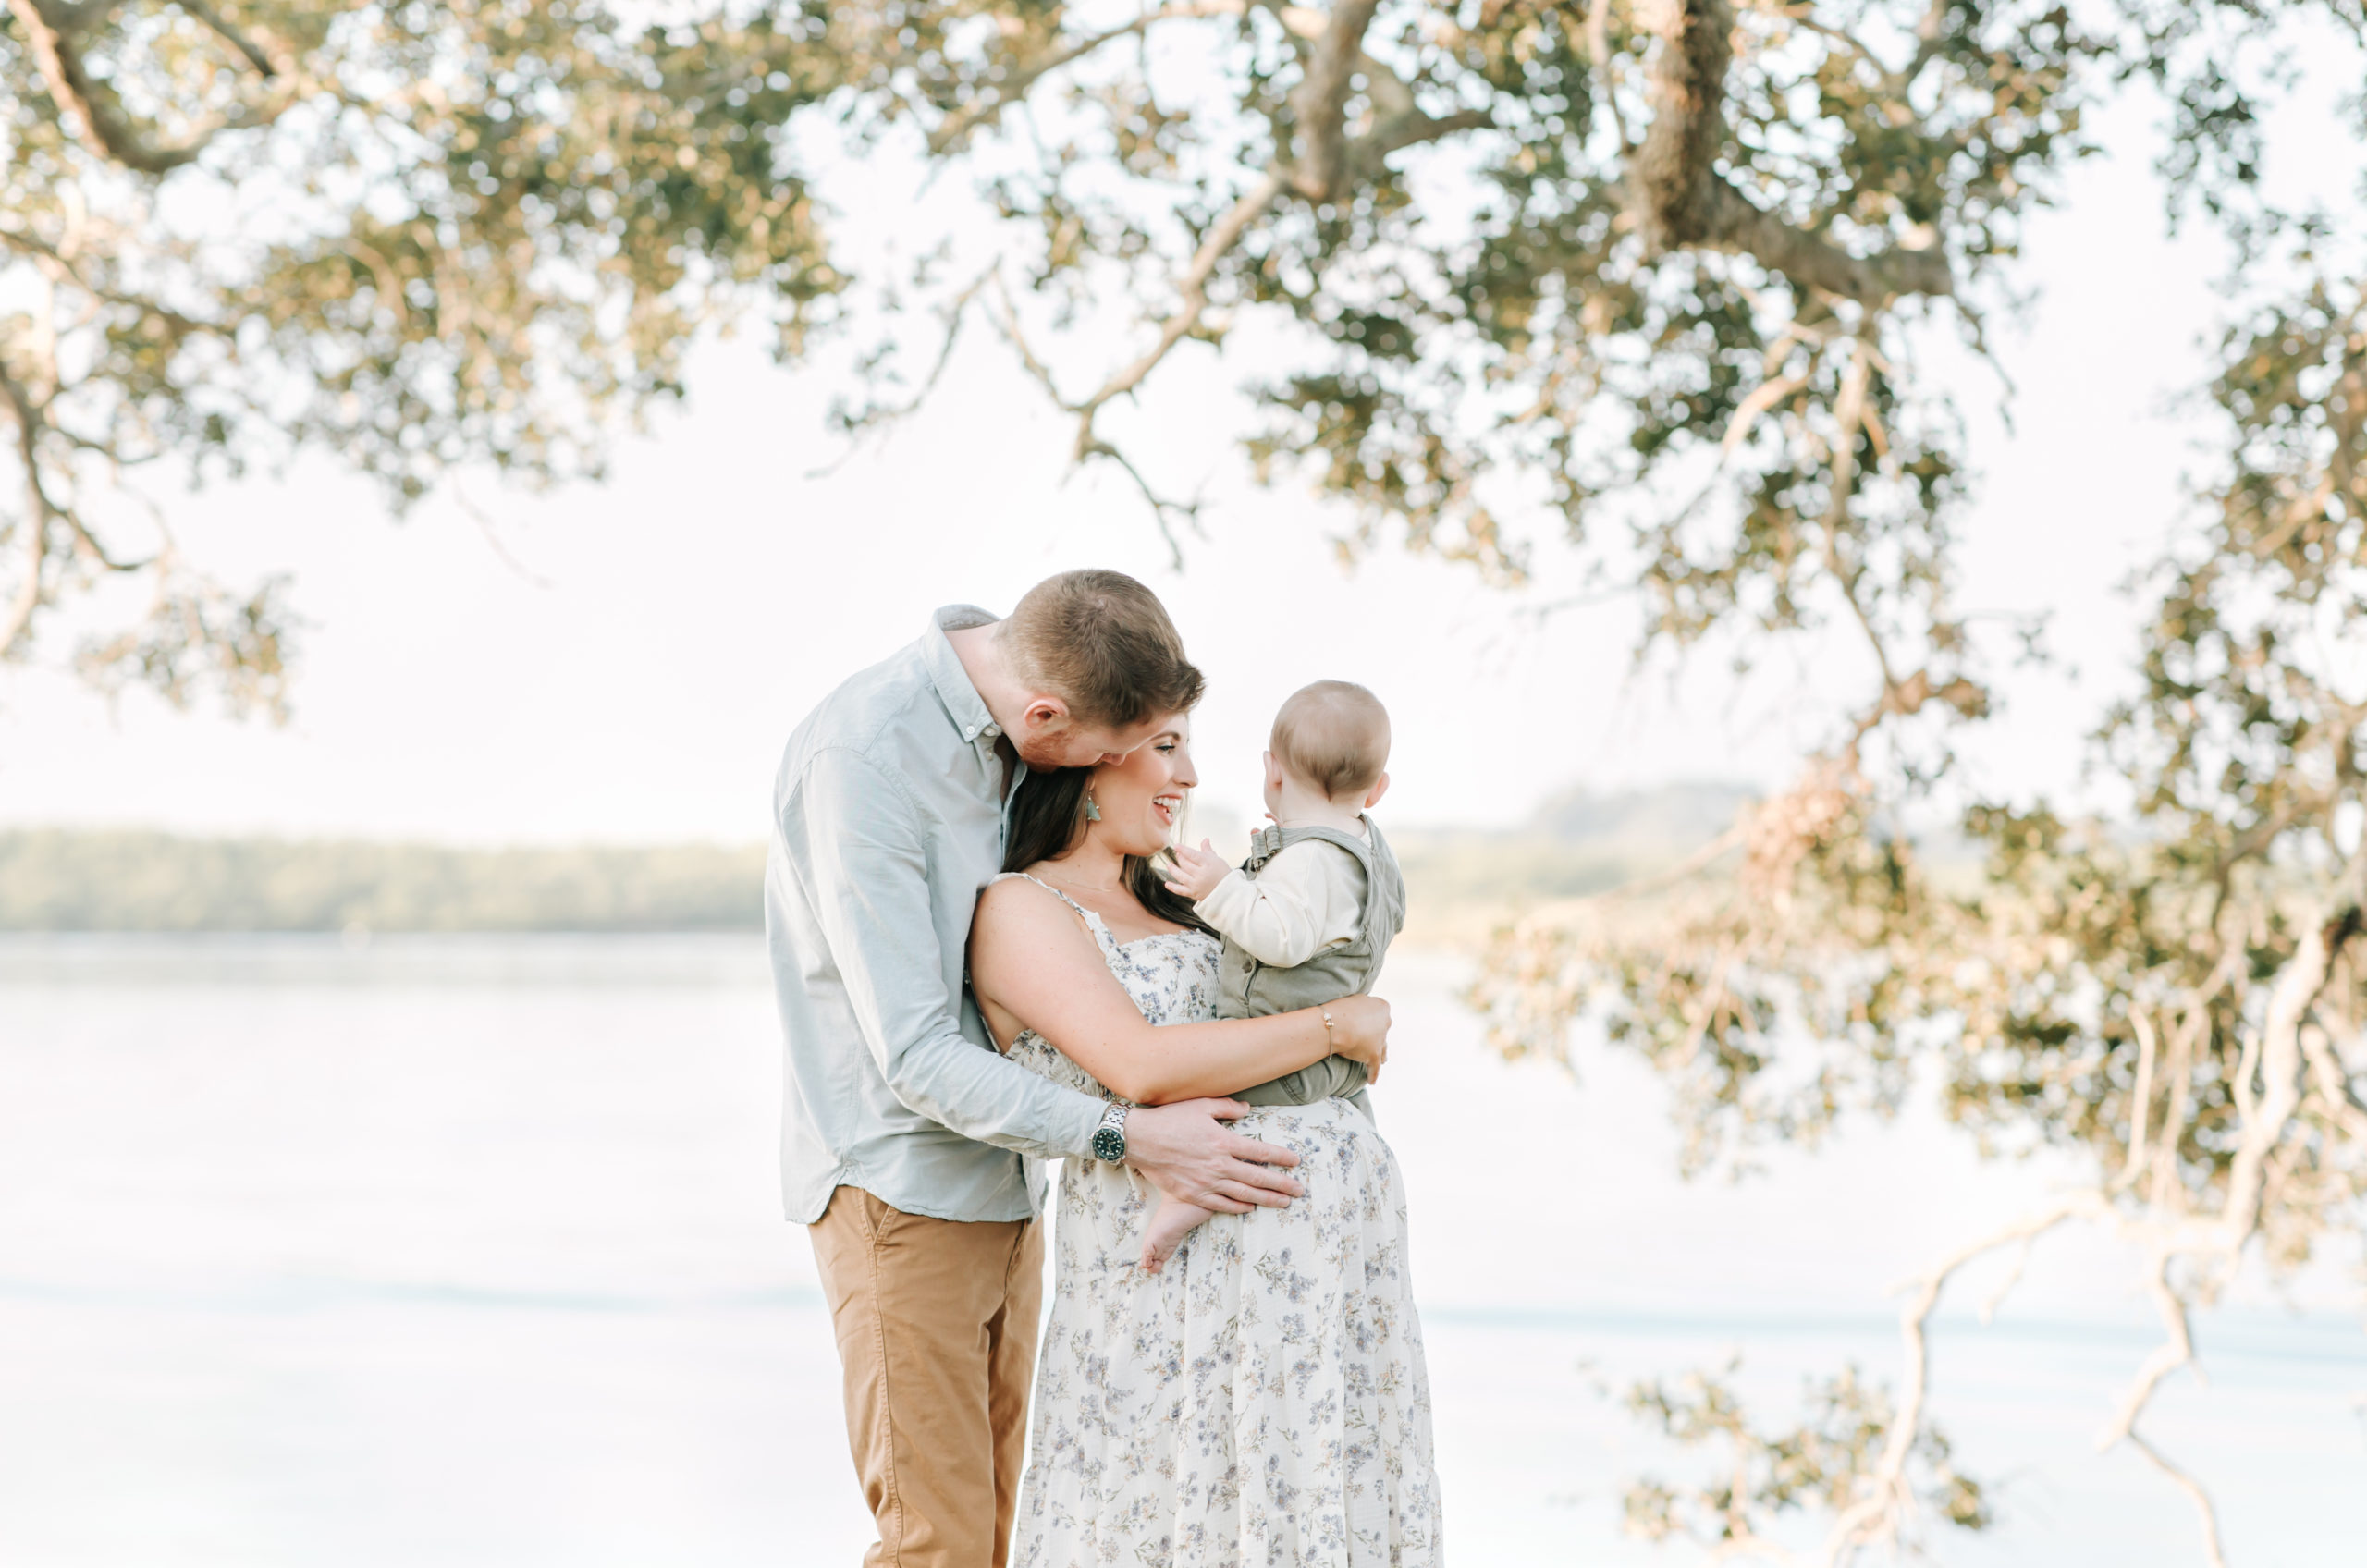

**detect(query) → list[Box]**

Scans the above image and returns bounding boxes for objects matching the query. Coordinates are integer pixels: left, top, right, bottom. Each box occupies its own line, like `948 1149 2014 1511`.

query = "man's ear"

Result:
1021 695 1070 732
1362 772 1391 810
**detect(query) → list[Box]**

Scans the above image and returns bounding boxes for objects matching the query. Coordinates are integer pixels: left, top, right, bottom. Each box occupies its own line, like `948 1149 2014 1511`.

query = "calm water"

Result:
2 935 2360 1566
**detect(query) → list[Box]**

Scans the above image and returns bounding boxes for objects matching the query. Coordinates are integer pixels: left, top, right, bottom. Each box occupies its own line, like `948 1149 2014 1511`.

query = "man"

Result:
769 570 1392 1568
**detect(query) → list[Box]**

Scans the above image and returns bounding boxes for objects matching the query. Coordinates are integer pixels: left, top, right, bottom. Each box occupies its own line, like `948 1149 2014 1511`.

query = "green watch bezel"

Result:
1090 1105 1128 1162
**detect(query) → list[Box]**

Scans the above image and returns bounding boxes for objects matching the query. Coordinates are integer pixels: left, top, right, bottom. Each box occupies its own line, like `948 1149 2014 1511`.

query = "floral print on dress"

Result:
993 873 1442 1568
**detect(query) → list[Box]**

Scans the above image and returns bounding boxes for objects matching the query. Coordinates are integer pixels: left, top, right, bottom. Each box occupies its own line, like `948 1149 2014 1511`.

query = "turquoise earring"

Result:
1085 792 1101 822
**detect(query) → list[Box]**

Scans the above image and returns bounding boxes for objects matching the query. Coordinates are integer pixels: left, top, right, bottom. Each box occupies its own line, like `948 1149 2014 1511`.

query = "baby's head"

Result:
1265 680 1391 817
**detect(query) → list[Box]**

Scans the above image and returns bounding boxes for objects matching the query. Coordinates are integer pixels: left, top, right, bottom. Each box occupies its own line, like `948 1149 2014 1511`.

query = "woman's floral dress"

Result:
996 874 1442 1568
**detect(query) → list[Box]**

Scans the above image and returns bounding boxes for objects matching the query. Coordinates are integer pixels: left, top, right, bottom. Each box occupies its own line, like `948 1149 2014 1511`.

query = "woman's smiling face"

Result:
1087 715 1197 858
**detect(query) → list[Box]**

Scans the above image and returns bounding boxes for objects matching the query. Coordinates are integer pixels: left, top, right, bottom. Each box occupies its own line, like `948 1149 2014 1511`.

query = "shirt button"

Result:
963 727 976 740
983 724 1000 738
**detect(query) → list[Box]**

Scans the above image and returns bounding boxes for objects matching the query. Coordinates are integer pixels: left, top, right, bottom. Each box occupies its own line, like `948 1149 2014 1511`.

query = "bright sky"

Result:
0 92 2282 845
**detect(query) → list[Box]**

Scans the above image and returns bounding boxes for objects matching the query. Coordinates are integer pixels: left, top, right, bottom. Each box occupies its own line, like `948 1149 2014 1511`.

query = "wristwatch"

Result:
1090 1102 1130 1162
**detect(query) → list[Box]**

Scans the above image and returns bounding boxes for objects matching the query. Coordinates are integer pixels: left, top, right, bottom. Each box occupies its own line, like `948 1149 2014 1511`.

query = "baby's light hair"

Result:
1270 680 1391 800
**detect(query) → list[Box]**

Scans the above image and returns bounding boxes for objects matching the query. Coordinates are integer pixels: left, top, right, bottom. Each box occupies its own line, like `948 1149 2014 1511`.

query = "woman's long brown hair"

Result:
1000 766 1213 936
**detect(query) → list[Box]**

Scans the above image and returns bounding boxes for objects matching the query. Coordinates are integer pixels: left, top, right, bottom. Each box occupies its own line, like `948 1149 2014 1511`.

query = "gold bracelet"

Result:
1320 1007 1336 1049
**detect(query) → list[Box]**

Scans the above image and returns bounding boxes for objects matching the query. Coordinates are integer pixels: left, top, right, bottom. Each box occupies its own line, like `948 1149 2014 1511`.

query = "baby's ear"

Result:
1363 772 1391 810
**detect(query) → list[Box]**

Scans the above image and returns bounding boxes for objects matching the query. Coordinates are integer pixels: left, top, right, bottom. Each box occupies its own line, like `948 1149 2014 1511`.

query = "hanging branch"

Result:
1629 0 1953 303
925 0 1269 153
7 0 294 174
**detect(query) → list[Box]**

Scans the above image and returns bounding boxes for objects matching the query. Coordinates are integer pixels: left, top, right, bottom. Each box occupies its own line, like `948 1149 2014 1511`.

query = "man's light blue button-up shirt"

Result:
767 606 1106 1224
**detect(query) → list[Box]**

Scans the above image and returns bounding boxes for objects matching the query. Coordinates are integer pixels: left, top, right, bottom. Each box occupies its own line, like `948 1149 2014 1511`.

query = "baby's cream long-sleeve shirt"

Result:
1196 829 1368 968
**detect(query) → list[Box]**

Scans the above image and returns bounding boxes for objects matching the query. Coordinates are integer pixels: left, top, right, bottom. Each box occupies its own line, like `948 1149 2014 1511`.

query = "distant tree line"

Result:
0 790 1744 932
0 831 767 932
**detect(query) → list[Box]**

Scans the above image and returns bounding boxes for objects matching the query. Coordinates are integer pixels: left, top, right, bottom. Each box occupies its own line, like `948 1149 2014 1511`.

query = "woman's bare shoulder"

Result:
972 874 1107 1000
974 872 1085 943
976 871 1055 919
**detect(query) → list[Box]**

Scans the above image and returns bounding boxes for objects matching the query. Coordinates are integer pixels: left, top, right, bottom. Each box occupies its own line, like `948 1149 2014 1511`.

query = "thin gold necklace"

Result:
1037 865 1124 896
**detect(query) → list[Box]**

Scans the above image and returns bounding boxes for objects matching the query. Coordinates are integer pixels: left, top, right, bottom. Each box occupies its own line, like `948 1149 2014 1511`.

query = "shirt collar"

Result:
923 604 1005 746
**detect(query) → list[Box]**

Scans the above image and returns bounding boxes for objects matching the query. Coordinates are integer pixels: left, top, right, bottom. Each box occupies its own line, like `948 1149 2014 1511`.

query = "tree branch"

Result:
1 506 43 655
1903 0 1958 86
910 5 1489 569
1068 170 1287 429
1631 0 1735 247
2100 1247 2203 1450
1346 104 1497 178
1585 0 1633 153
1286 0 1382 200
174 0 285 78
808 266 999 476
2125 1433 2230 1568
1629 0 1953 303
2084 876 2362 1565
1811 1194 2099 1565
8 0 290 175
1077 434 1201 569
2151 1004 2200 1214
2301 1022 2367 1141
1 375 150 582
2218 908 2329 1247
0 227 207 335
2120 1005 2160 1188
1712 187 1953 302
1330 42 1497 177
0 371 60 654
984 272 1203 567
926 2 1238 153
985 272 1068 404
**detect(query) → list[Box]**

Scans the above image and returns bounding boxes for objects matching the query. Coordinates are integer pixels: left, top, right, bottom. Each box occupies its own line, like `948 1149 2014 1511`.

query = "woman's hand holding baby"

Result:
1161 838 1234 902
1323 994 1392 1083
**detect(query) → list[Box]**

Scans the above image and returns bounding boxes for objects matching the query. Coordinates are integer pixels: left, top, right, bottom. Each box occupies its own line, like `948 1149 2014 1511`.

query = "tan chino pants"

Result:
807 1186 1044 1568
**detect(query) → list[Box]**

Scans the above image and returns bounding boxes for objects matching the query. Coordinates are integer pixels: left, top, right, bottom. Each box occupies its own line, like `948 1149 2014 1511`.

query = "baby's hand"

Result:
1161 839 1234 903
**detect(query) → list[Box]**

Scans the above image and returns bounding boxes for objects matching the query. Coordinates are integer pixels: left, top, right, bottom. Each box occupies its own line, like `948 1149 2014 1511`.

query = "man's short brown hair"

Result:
1271 680 1391 799
1000 570 1205 729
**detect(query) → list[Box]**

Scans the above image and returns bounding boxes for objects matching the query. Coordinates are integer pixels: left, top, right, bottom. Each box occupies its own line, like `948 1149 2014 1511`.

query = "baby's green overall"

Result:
1218 817 1405 1121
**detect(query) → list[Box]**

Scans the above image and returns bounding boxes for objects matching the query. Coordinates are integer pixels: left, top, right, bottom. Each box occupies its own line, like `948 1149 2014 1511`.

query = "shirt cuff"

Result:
1062 1089 1109 1159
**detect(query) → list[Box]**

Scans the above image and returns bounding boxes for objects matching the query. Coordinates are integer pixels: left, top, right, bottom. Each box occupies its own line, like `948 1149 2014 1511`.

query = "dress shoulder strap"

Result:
994 870 1102 927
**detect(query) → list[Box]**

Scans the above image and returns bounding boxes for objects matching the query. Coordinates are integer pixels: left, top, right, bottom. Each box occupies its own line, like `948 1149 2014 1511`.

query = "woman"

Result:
968 714 1442 1568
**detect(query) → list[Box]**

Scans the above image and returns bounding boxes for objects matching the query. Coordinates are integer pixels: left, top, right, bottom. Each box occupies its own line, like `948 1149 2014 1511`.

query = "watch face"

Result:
1090 1126 1126 1162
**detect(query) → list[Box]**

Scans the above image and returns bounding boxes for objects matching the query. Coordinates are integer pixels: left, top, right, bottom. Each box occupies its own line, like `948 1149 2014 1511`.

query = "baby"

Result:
1147 680 1406 1273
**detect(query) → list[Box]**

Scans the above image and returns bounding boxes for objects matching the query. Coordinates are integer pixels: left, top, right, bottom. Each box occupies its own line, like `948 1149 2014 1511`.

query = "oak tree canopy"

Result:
0 0 838 713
